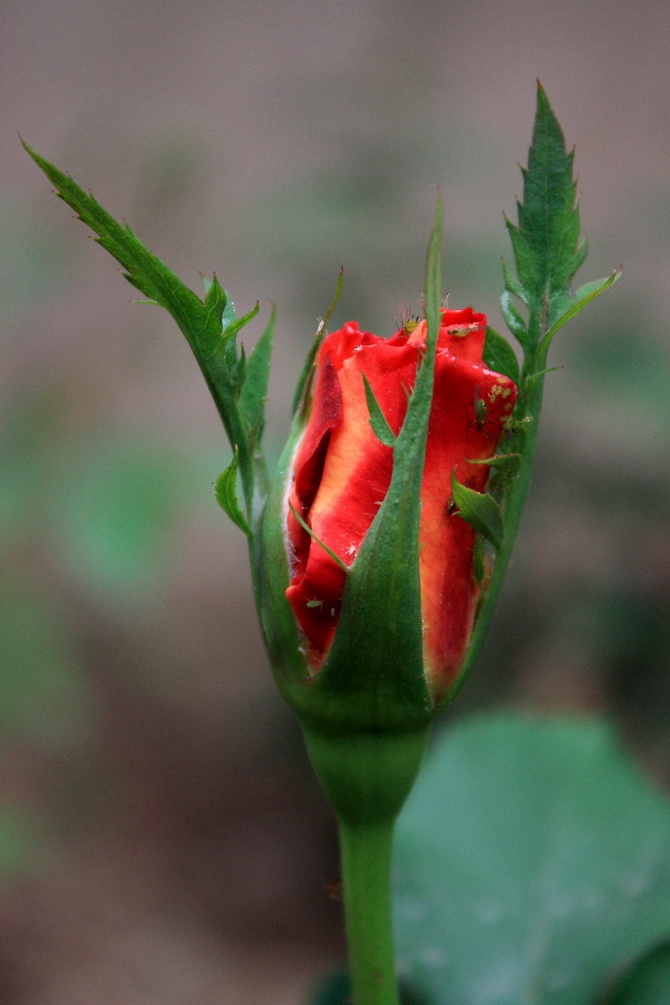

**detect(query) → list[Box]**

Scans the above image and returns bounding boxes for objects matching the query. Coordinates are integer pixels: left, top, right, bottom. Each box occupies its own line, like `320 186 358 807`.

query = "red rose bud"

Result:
282 307 517 702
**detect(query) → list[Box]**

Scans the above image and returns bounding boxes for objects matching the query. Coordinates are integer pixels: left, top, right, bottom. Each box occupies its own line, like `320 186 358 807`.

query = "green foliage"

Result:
505 83 586 305
394 715 670 1005
311 196 445 729
23 143 271 530
483 326 520 384
0 809 45 880
215 451 252 536
311 970 428 1004
451 474 504 549
363 374 397 446
0 584 89 746
606 943 670 1004
501 83 620 348
454 84 620 701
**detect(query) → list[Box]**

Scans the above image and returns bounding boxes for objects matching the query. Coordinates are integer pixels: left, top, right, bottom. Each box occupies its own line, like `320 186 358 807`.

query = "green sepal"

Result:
473 536 487 586
362 374 397 447
289 505 349 573
506 82 587 298
451 472 504 550
240 306 275 445
259 197 445 734
500 289 529 347
303 195 446 731
24 142 271 527
467 452 522 475
291 269 344 416
502 259 528 306
254 421 308 692
483 326 520 385
215 451 252 537
539 268 622 355
220 301 260 346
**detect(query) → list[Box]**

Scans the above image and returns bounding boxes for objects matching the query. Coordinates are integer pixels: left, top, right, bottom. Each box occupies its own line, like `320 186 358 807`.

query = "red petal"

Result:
285 307 517 687
286 325 419 665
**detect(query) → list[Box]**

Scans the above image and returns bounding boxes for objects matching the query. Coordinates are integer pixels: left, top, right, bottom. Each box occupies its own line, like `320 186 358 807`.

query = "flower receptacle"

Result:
302 723 430 827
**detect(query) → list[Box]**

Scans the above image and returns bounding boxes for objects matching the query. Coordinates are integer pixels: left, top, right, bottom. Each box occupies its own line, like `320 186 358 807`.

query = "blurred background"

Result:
2 0 669 1000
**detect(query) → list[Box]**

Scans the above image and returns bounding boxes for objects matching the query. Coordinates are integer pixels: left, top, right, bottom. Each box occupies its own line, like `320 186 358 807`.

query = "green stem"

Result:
302 726 429 1004
338 817 400 1005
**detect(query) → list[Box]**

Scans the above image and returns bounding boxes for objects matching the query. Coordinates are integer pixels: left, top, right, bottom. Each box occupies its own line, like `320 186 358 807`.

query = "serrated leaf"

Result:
239 306 275 440
24 143 207 340
394 715 670 1005
215 452 252 536
451 473 504 549
25 143 269 523
540 268 622 354
362 374 397 446
502 260 528 304
500 289 529 347
506 83 586 301
483 326 520 385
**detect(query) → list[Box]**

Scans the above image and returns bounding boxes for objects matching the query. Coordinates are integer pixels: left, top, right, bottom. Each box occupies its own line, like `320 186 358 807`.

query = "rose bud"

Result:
257 308 517 734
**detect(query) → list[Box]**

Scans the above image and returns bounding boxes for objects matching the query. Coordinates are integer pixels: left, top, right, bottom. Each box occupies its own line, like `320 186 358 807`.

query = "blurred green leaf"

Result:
606 942 670 1004
310 969 428 1004
0 585 88 746
0 808 45 879
24 145 267 521
394 715 670 1005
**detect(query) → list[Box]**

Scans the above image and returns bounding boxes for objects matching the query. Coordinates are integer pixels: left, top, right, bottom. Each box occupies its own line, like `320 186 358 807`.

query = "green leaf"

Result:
502 260 528 305
451 473 504 549
310 970 428 1005
239 306 275 439
483 326 520 385
540 268 622 355
215 452 252 536
607 942 670 1004
363 374 397 446
500 290 529 348
394 715 670 1005
0 808 45 879
24 142 209 343
24 143 267 516
505 83 587 302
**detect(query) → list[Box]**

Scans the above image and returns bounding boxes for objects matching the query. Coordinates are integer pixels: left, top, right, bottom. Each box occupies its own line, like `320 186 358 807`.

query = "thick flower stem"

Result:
302 726 429 1005
338 817 400 1005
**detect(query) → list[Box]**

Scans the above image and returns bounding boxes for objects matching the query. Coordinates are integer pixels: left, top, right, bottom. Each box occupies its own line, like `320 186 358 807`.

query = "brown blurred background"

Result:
2 0 670 1001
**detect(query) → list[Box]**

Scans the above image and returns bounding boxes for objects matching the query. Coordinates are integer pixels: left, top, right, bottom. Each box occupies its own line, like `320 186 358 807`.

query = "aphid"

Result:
393 301 422 337
472 388 488 430
306 598 324 609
